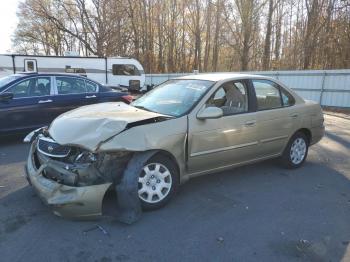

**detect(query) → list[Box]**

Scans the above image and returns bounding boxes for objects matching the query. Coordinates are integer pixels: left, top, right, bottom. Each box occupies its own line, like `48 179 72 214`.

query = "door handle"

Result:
85 95 97 99
290 113 298 118
245 120 256 127
38 99 52 104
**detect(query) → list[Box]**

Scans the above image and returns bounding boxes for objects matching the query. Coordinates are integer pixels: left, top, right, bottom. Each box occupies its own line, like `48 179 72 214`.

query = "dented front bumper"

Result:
25 143 112 219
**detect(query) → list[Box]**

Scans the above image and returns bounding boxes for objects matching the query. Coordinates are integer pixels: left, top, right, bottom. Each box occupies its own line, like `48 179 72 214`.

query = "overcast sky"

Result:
0 0 22 54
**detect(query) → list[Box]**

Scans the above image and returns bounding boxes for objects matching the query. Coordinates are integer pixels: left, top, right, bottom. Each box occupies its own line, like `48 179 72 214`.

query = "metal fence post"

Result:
319 71 327 105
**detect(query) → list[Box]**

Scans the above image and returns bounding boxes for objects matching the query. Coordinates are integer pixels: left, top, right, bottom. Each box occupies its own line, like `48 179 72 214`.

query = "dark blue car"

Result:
0 73 132 135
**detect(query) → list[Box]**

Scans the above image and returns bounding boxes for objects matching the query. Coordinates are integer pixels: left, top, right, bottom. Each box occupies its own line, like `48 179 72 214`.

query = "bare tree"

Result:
13 0 350 72
262 0 274 70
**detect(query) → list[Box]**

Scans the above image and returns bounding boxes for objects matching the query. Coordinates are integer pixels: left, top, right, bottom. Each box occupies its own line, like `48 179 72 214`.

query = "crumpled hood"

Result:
49 102 165 151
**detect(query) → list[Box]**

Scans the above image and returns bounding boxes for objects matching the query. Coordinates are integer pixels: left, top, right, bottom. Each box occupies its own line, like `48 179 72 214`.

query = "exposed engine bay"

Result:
35 134 132 187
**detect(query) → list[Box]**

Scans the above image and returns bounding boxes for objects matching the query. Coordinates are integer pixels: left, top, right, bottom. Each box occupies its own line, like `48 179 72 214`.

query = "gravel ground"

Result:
0 114 349 262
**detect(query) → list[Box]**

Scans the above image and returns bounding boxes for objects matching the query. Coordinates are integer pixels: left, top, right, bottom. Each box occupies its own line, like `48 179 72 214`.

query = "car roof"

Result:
176 73 272 82
11 73 101 84
15 72 86 77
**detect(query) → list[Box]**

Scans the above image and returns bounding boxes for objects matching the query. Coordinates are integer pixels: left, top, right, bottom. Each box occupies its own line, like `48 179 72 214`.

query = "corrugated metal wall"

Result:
145 70 350 108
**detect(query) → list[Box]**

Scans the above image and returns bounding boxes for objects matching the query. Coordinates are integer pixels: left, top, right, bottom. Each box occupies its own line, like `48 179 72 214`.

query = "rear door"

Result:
251 79 297 157
0 76 54 134
48 76 101 121
85 79 99 103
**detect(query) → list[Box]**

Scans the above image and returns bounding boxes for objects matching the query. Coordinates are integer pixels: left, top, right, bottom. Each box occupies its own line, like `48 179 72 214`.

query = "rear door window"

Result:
56 77 86 94
252 80 282 110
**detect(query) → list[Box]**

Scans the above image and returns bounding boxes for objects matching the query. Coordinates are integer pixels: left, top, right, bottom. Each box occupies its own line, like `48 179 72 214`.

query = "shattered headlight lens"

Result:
23 126 48 143
74 151 97 163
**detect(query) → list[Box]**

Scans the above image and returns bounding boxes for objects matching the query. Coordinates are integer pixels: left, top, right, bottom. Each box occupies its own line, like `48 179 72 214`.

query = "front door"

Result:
0 76 53 134
187 80 258 175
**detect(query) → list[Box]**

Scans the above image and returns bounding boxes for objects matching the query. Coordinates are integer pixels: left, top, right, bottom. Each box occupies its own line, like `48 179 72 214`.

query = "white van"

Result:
0 54 145 89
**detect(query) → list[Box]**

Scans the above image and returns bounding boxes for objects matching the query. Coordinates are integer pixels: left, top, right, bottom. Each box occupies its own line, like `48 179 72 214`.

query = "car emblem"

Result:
47 145 54 152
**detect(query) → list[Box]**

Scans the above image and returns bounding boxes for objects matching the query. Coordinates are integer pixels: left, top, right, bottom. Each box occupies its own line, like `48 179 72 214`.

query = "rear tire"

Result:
137 154 179 210
281 132 309 169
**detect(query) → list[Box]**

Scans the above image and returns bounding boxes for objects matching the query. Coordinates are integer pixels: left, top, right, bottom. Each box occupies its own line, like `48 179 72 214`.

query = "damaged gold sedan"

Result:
25 74 324 223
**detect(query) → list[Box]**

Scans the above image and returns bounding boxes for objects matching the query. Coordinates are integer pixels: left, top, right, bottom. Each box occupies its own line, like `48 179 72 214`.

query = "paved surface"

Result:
0 114 349 262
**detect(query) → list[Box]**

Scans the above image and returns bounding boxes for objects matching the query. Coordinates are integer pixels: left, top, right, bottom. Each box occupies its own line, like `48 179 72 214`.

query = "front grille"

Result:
37 137 70 158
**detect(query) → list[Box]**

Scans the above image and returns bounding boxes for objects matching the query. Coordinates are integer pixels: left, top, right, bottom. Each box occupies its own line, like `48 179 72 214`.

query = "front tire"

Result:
281 132 309 169
138 154 178 210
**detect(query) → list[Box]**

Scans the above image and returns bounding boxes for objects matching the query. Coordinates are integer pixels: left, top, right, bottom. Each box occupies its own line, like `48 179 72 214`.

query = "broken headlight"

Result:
74 151 97 163
23 126 49 143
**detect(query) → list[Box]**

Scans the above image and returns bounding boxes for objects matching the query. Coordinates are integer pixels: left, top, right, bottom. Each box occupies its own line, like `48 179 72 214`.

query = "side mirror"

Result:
0 92 14 102
197 106 223 120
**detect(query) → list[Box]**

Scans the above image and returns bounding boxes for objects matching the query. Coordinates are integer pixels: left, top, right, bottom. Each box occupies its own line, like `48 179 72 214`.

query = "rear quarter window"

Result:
281 88 295 107
85 81 98 92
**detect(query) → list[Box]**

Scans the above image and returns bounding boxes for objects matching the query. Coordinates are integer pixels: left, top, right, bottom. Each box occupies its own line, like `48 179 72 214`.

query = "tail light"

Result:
121 95 134 104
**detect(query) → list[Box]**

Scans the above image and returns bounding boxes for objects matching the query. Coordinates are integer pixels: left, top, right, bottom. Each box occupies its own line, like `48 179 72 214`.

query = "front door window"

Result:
207 81 249 115
6 77 51 98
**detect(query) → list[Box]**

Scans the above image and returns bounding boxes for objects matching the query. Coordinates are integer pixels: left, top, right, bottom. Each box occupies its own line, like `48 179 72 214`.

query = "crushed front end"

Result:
25 133 132 219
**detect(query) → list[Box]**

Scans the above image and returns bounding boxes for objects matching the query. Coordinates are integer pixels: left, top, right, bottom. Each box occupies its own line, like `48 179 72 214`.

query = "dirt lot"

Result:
0 114 349 262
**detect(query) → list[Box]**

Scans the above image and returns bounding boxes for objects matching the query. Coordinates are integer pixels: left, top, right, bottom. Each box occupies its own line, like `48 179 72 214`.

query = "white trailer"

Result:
0 54 145 89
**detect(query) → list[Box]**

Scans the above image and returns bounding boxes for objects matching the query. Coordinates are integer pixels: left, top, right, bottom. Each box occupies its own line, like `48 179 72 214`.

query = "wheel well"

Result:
153 150 180 179
296 128 312 144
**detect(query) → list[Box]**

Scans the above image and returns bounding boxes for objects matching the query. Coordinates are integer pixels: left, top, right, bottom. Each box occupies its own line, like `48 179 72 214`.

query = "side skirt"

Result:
186 153 281 178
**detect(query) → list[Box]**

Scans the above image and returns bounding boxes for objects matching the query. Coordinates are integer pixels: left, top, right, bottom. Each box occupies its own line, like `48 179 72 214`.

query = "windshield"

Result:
132 79 214 117
0 75 22 89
